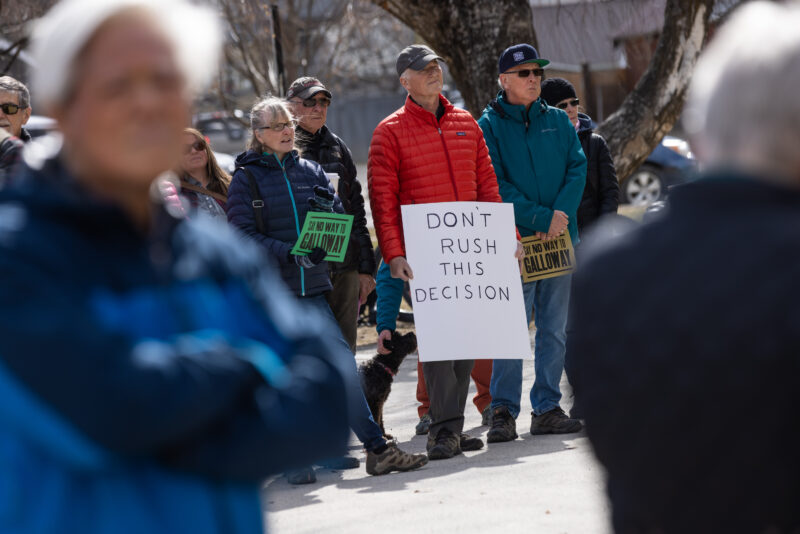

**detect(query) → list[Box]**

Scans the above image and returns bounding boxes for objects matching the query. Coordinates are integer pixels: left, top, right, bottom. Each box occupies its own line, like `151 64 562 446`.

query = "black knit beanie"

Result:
540 77 577 107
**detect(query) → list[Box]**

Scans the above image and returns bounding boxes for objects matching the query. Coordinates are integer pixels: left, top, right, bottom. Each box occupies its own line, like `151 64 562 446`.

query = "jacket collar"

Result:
235 149 300 170
404 93 452 122
488 91 548 124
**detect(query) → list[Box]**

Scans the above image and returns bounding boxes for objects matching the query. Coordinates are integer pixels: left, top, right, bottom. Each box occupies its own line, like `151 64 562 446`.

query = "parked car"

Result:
622 135 696 206
194 111 247 155
24 115 58 138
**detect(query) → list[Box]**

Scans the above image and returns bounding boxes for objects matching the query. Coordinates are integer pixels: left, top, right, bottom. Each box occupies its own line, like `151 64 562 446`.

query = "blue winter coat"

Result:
227 150 343 297
0 155 353 534
478 92 587 242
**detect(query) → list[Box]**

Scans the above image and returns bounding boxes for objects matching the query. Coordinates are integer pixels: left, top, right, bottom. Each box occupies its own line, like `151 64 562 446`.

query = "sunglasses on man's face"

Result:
183 140 206 154
259 120 297 132
0 103 25 115
297 97 331 108
556 99 580 110
509 68 544 79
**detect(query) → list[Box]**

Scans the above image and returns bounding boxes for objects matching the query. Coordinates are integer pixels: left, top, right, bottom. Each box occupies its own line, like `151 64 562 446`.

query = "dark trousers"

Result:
325 269 360 353
422 359 474 438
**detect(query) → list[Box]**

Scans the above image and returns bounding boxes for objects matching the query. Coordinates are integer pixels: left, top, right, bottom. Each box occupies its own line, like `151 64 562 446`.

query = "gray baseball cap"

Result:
396 44 443 77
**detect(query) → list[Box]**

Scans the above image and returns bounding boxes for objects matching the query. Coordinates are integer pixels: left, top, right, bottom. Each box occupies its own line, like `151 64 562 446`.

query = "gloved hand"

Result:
308 185 335 212
290 246 327 268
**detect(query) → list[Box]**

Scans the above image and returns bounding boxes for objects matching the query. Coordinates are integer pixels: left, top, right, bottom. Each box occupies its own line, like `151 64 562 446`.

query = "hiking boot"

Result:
415 413 432 435
480 405 492 426
530 407 583 435
487 406 518 443
317 455 360 470
460 433 484 451
366 442 428 476
427 428 462 460
285 466 316 484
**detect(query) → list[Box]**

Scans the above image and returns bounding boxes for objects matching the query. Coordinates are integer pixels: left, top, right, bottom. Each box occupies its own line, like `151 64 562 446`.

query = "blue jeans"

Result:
490 275 571 417
304 295 385 451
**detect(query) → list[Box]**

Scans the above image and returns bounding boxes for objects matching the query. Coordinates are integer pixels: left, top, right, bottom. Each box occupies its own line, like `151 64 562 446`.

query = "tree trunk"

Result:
372 0 717 181
597 0 715 180
373 0 537 117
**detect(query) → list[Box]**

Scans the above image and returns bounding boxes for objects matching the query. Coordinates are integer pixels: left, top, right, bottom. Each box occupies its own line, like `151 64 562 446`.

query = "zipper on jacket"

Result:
275 154 306 296
437 126 459 200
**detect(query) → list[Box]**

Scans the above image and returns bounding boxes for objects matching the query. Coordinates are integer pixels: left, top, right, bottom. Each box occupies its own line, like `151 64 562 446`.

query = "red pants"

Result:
416 359 492 418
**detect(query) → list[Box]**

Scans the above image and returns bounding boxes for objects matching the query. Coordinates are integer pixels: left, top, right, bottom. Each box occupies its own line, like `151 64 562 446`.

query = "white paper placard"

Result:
401 202 532 362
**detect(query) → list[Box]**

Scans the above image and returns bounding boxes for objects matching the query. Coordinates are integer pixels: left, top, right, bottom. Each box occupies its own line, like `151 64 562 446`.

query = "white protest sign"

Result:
401 201 531 362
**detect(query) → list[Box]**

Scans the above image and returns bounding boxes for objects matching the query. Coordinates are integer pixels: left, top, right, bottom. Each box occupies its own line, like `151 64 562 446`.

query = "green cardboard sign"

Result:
290 212 354 262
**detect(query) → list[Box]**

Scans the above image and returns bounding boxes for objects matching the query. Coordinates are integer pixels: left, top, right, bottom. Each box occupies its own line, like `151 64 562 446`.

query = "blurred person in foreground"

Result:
227 96 428 482
0 76 32 184
176 127 230 219
287 77 376 355
0 1 355 533
569 2 800 532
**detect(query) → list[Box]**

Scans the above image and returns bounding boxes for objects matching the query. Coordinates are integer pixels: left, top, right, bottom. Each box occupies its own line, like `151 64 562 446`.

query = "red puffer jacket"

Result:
368 95 504 263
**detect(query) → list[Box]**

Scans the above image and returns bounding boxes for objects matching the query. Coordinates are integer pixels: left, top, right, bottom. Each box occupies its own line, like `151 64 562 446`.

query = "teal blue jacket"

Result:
478 92 587 242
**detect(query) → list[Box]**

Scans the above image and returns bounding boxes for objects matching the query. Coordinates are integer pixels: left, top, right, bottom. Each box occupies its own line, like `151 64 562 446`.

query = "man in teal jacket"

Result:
477 44 587 442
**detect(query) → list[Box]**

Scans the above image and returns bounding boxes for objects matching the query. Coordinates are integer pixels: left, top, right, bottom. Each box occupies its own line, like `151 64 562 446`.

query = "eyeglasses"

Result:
295 97 331 108
258 120 297 132
183 140 206 154
556 99 580 110
508 68 544 79
0 103 26 115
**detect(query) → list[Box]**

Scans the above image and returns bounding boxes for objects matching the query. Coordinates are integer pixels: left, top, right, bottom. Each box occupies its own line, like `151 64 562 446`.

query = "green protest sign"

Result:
290 212 354 262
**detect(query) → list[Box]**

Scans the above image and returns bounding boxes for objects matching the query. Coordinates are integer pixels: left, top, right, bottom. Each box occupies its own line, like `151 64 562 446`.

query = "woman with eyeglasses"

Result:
178 127 230 219
541 77 619 234
227 96 429 483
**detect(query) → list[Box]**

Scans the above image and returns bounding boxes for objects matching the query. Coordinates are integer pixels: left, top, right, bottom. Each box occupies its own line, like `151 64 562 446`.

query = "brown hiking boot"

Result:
460 433 484 451
366 442 428 476
427 428 462 460
530 407 583 435
487 406 518 443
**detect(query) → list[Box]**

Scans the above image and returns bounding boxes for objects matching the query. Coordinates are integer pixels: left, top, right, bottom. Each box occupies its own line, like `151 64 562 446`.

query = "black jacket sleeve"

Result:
593 134 620 216
337 139 376 275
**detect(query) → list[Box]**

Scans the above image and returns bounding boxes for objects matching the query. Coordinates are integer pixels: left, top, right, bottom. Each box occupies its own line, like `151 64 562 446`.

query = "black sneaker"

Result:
460 433 484 451
317 455 360 470
415 413 432 435
285 466 316 484
487 406 518 443
530 407 583 435
427 429 462 460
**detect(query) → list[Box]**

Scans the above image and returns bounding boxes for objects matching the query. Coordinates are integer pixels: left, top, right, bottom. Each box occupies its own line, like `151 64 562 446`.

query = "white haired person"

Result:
0 1 357 533
226 96 428 482
569 2 800 532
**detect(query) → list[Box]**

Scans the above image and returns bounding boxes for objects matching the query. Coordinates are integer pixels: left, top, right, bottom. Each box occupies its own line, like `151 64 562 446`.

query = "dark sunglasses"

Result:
0 103 26 115
183 140 206 154
510 68 544 79
297 97 331 108
556 99 580 110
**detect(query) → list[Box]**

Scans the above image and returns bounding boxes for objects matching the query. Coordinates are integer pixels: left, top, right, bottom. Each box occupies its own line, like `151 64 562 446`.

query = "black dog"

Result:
359 331 417 439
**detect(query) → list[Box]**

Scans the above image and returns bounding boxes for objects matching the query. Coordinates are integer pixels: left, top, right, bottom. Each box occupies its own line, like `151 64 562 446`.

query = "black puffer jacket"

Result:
576 114 619 232
296 125 375 275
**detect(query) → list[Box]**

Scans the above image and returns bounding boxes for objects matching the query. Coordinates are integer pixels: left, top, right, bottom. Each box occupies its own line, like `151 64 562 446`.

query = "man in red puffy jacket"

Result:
368 44 521 461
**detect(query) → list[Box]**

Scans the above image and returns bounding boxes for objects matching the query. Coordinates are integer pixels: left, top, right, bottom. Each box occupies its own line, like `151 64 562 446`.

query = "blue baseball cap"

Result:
498 44 550 74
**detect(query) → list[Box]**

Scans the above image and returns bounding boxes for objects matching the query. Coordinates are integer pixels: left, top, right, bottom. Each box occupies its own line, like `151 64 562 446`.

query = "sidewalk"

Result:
263 341 611 533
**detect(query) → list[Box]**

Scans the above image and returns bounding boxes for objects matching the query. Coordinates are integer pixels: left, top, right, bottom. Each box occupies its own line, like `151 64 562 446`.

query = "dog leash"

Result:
379 363 396 377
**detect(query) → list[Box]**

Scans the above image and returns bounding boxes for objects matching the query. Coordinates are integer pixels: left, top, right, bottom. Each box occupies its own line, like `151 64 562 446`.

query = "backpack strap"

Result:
237 166 266 234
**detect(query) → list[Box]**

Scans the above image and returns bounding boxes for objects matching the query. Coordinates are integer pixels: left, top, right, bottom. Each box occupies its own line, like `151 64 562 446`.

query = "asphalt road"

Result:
263 340 611 534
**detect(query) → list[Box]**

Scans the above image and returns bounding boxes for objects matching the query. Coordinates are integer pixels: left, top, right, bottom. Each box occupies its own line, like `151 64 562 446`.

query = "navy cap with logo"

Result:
286 77 332 100
396 44 444 77
497 44 550 74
